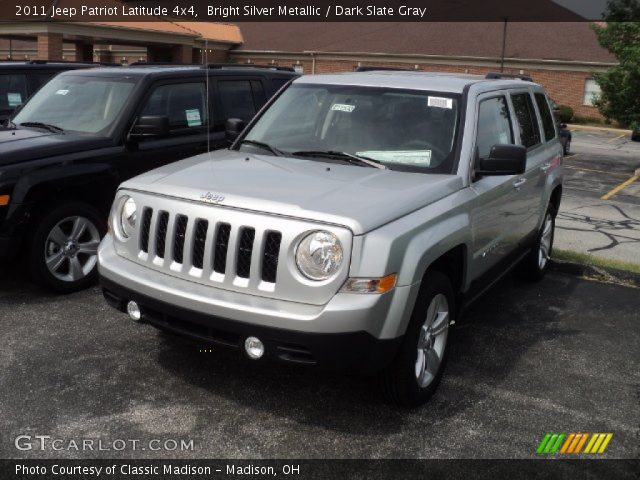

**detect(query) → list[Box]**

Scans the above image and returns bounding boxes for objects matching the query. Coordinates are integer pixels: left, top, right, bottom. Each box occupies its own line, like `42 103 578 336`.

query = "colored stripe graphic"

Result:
538 433 613 455
574 433 589 453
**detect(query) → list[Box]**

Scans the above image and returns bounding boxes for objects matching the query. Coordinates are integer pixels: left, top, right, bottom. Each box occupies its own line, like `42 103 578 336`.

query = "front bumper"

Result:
98 236 416 372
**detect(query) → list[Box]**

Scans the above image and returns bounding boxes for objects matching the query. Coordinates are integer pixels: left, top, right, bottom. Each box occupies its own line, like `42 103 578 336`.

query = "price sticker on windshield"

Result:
7 93 22 106
331 103 356 113
428 96 453 109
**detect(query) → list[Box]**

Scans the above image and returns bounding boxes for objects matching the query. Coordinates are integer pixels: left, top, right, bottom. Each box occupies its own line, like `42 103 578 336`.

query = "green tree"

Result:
590 0 640 127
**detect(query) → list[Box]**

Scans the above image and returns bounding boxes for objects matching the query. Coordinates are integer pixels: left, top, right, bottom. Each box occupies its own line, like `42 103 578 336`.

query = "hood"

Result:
0 127 113 166
121 150 464 234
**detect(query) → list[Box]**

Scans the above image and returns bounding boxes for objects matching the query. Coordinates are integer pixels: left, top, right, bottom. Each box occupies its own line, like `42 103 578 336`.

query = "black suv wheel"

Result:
28 202 106 293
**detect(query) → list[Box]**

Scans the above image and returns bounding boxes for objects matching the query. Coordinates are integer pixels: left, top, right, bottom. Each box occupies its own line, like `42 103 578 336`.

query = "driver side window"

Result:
476 96 513 159
139 82 208 135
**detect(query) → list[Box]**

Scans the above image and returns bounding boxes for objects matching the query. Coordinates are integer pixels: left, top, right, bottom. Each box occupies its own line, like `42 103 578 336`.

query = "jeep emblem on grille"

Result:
200 192 225 204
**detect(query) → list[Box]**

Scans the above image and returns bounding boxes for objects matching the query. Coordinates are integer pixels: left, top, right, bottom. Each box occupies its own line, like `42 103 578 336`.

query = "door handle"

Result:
513 178 526 189
541 162 551 172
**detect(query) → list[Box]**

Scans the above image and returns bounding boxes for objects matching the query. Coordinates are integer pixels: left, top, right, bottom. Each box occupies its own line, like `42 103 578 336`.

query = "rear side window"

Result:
218 80 260 123
534 93 556 142
140 83 208 131
0 74 28 110
476 96 513 158
511 92 541 148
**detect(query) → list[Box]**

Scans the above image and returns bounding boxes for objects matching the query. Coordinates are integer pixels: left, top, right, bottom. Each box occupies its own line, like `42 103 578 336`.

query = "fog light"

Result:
126 300 142 322
244 336 264 359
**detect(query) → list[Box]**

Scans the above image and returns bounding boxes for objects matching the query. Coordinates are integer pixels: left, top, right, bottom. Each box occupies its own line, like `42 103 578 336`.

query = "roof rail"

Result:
485 72 533 82
129 61 197 66
27 60 119 66
204 63 296 72
355 66 420 72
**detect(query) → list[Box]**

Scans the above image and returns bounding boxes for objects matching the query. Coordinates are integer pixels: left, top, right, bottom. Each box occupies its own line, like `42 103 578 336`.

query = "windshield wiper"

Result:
292 150 387 170
238 139 284 156
19 122 64 133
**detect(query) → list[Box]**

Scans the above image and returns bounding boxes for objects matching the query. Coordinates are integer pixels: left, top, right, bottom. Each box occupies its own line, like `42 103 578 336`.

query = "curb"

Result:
566 124 631 135
549 259 640 288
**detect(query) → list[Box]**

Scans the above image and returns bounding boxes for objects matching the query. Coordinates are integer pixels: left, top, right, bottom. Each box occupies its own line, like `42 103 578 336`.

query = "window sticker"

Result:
330 103 355 113
356 150 432 166
499 132 510 144
55 89 69 95
427 96 453 109
185 109 202 127
7 93 22 106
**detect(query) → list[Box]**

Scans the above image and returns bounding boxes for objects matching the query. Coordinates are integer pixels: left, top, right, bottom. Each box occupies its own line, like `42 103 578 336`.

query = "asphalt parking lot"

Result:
1 263 638 460
564 129 640 206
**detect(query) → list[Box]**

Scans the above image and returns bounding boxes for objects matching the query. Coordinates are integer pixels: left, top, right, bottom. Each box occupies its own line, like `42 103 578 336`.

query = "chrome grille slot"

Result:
192 219 208 270
139 207 153 253
155 211 169 259
262 231 282 283
236 227 255 279
173 215 188 264
213 223 231 274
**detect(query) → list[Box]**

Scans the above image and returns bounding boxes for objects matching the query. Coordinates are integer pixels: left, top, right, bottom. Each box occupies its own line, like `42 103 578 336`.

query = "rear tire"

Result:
381 271 454 407
563 139 570 155
516 204 556 282
28 202 106 294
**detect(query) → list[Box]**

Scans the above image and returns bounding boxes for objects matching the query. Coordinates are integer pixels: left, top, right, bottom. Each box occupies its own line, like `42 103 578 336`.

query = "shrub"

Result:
557 105 574 123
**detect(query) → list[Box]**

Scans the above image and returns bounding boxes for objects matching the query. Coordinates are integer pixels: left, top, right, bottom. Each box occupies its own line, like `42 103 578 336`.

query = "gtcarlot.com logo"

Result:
537 433 613 455
14 435 194 452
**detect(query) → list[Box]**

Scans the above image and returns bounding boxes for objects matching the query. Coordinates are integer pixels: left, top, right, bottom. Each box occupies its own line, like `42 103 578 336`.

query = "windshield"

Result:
12 74 137 134
242 84 461 173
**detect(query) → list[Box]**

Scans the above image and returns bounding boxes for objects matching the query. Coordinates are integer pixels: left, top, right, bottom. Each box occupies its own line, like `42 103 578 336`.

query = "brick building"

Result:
228 22 617 120
1 20 617 119
0 21 241 65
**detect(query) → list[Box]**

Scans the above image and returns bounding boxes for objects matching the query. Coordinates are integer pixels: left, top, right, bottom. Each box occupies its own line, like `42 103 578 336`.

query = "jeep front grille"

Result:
125 191 352 305
139 208 282 284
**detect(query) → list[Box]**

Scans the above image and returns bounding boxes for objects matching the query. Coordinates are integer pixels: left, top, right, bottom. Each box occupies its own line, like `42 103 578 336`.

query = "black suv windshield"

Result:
242 84 461 173
13 74 138 135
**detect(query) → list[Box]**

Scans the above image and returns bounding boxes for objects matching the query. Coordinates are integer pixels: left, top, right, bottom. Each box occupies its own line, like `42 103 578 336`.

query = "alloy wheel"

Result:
415 293 449 388
44 216 101 282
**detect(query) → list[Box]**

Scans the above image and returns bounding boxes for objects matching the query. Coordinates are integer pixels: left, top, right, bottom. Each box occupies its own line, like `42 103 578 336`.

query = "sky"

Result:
552 0 610 19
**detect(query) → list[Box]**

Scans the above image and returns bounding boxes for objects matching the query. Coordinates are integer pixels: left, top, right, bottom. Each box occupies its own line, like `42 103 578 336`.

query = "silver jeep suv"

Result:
98 71 563 406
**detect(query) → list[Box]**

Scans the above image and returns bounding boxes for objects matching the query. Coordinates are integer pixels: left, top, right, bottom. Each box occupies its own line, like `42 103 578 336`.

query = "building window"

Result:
583 79 601 106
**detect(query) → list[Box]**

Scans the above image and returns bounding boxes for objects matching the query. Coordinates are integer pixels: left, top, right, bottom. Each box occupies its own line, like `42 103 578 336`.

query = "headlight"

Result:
118 196 137 239
295 231 343 281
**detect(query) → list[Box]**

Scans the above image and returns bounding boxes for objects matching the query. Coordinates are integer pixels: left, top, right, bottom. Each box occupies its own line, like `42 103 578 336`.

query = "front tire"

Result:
517 204 556 282
382 271 454 407
563 139 570 155
28 202 106 294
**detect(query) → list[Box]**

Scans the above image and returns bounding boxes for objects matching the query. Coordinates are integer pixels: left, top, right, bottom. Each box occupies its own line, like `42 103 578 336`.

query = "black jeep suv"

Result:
0 60 117 123
0 64 297 292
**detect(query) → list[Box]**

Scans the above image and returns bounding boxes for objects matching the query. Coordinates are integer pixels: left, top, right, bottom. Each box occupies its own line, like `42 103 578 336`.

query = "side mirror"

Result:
129 115 169 139
477 144 526 176
225 118 245 143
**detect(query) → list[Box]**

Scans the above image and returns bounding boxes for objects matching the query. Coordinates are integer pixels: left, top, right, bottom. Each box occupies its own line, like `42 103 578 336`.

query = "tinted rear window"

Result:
534 92 556 142
511 92 541 148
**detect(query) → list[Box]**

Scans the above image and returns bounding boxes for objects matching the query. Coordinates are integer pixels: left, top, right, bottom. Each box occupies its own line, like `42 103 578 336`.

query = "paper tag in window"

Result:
499 132 509 144
331 103 355 113
185 109 202 127
55 89 69 96
7 93 22 106
428 96 453 109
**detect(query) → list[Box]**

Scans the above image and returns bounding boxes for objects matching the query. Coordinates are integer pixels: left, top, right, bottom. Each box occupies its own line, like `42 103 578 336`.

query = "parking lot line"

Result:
607 133 626 143
564 165 629 177
601 173 639 200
